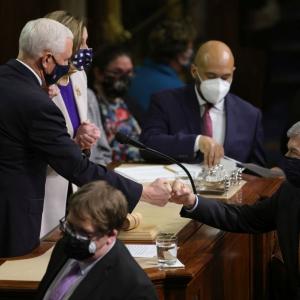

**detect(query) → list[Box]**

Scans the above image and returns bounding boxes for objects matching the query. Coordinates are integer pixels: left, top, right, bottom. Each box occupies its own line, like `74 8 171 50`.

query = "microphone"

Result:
115 132 197 194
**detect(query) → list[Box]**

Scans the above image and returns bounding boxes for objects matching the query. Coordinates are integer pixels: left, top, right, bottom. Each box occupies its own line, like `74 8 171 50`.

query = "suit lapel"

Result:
70 72 87 122
181 85 202 133
38 244 68 299
69 242 118 300
51 91 74 137
223 94 237 154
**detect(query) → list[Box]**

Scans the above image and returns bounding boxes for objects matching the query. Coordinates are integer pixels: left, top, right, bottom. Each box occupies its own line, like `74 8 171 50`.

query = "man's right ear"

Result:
40 53 52 69
190 64 197 79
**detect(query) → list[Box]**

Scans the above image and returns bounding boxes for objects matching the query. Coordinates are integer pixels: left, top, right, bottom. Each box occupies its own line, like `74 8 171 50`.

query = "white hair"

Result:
287 121 300 137
19 18 73 58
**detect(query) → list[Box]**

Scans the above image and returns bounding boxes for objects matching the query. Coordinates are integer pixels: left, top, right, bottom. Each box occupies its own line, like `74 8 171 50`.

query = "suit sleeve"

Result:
140 94 197 162
28 100 142 212
249 109 266 166
180 188 281 234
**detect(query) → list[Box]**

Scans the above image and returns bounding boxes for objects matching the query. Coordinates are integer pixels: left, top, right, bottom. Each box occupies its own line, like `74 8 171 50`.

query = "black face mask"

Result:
42 56 70 86
279 156 300 188
61 232 97 261
101 74 131 99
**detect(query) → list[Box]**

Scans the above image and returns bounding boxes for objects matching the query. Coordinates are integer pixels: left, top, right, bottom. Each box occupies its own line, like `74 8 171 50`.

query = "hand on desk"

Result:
169 179 197 208
198 136 224 167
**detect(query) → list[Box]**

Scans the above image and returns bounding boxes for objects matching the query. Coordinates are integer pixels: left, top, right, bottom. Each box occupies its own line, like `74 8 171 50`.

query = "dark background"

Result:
1 0 299 165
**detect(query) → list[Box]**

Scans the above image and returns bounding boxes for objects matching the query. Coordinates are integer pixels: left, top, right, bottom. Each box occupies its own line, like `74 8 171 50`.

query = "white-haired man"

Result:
170 121 300 299
0 18 172 258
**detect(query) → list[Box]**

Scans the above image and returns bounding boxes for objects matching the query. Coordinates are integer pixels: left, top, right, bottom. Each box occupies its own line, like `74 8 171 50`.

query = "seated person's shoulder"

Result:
227 93 261 114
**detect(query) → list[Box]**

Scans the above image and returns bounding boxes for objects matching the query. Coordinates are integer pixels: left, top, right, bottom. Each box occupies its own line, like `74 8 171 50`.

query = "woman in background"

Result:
41 11 111 237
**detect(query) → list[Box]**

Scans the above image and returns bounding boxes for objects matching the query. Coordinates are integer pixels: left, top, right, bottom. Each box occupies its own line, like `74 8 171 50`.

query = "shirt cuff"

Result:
183 195 199 212
194 135 202 153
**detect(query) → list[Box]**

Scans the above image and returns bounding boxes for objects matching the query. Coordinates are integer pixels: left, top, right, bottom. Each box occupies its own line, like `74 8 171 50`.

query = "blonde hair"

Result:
45 10 85 54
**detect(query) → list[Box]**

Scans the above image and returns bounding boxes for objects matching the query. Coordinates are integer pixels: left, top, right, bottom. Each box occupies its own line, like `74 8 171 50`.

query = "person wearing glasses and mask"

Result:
88 46 142 162
0 18 173 258
40 11 112 238
36 181 158 300
140 40 266 167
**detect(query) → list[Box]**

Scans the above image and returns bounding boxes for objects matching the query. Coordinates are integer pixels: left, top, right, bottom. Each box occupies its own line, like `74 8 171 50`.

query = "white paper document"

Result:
115 165 177 183
125 244 185 268
126 244 157 258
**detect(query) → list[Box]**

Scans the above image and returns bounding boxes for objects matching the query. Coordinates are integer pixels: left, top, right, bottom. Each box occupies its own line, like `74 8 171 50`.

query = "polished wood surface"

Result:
0 176 284 300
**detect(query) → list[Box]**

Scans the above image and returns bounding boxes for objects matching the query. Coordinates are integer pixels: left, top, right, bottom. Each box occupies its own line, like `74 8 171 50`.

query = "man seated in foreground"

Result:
36 181 158 300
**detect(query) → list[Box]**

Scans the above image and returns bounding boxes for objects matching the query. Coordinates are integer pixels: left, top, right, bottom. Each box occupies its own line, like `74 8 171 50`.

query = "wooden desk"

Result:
0 176 283 300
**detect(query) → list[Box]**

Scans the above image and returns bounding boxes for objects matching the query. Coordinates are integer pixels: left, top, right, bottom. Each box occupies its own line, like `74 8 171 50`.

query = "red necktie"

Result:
202 103 213 137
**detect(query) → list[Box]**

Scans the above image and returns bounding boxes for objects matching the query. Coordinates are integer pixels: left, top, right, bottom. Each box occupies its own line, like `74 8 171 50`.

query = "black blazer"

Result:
181 182 300 299
36 239 158 300
0 60 142 257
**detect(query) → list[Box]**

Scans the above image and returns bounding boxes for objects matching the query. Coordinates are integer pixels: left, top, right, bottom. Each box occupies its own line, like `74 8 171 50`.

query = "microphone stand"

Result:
115 132 197 194
139 148 197 194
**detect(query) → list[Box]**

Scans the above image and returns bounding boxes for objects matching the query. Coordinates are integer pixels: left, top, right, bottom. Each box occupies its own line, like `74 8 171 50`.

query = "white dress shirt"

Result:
193 85 226 152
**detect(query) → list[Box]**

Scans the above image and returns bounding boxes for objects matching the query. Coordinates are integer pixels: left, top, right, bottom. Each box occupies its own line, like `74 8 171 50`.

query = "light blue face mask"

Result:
72 48 93 71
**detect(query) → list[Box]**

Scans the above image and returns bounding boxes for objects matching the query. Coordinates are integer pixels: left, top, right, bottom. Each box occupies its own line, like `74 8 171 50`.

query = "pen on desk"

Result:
164 165 179 174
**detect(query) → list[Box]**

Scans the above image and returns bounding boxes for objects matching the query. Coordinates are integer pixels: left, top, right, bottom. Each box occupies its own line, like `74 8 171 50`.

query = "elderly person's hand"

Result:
198 136 224 167
74 121 101 150
141 178 172 207
47 84 60 99
169 179 197 209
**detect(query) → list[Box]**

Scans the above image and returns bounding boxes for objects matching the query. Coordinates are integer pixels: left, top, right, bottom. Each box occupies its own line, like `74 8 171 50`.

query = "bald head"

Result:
191 40 235 81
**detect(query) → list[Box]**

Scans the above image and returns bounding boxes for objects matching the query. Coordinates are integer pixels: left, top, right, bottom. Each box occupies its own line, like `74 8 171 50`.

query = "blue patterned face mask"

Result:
72 48 93 70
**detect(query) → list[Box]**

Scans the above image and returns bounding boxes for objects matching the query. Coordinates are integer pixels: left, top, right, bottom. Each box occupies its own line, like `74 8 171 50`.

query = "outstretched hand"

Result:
169 179 197 208
141 178 172 207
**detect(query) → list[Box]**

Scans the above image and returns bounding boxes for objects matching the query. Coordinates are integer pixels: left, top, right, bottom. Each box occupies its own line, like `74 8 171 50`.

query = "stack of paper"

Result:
114 165 177 183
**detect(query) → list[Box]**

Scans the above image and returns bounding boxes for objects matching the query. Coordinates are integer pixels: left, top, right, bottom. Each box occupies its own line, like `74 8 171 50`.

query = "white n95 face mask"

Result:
199 77 231 105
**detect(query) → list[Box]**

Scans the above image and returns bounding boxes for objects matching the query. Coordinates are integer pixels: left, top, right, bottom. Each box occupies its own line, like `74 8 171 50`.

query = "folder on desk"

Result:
0 247 54 281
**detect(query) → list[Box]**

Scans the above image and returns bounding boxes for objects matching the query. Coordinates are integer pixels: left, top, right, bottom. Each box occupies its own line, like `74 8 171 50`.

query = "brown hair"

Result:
68 181 128 234
45 10 85 54
149 19 196 63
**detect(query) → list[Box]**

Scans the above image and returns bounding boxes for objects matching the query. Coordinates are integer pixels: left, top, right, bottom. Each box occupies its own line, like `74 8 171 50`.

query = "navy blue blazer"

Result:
36 239 158 300
0 60 142 257
181 182 300 299
140 85 266 165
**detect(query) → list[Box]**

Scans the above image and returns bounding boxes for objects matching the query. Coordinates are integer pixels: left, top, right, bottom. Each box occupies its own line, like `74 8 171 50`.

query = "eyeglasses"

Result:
59 217 103 241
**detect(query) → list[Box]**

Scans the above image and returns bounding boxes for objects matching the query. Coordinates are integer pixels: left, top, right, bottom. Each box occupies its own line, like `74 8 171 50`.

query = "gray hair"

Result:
19 18 73 59
287 121 300 137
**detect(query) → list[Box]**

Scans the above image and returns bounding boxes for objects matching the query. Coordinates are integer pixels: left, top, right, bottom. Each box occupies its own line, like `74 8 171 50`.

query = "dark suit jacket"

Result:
181 182 300 299
36 239 158 300
0 60 142 257
140 85 266 165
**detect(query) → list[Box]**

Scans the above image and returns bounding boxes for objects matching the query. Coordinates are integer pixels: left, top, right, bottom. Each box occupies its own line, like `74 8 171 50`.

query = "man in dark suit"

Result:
169 127 300 299
0 18 172 258
36 181 158 300
140 40 266 167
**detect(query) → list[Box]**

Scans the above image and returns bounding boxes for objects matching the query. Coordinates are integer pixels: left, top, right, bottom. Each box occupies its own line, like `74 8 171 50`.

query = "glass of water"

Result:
156 232 177 267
